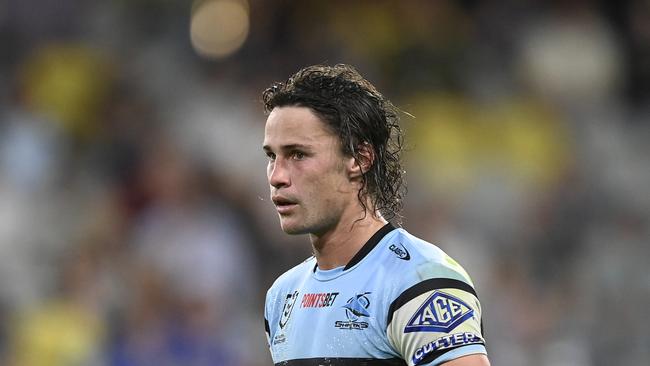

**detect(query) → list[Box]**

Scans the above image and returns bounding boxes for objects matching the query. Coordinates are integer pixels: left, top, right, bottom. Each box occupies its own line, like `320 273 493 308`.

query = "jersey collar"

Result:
312 223 397 278
343 222 396 270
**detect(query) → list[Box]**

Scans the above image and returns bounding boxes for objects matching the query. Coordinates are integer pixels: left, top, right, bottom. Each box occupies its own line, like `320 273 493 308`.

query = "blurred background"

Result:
0 0 649 365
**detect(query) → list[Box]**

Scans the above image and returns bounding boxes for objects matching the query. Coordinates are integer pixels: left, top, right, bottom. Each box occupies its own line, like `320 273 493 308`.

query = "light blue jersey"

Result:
264 224 487 366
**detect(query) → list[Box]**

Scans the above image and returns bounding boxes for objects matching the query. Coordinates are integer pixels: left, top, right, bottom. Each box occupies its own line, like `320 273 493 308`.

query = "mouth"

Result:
272 196 298 214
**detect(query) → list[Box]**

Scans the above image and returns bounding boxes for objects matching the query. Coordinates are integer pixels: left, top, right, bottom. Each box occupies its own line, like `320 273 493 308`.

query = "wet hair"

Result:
262 64 405 223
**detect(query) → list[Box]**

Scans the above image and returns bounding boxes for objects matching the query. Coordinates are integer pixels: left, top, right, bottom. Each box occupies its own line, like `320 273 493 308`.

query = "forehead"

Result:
263 106 337 147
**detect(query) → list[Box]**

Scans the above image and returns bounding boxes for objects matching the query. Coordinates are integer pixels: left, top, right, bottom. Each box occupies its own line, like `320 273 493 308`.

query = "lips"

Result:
272 196 298 214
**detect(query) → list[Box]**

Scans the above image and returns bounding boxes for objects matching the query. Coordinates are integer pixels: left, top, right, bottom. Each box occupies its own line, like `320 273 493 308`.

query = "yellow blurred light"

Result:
190 0 249 59
21 44 112 139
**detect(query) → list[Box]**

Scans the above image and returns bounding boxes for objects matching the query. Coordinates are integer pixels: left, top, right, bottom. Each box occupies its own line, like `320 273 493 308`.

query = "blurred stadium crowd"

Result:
0 0 649 365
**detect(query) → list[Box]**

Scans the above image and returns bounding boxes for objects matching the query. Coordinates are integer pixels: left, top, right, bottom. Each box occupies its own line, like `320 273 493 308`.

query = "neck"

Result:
310 209 387 270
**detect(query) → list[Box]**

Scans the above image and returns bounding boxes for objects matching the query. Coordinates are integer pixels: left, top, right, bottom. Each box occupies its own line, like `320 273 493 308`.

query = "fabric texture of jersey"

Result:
264 224 487 366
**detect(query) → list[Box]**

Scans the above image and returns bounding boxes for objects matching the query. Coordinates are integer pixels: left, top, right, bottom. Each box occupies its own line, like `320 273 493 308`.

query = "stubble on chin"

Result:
279 217 307 235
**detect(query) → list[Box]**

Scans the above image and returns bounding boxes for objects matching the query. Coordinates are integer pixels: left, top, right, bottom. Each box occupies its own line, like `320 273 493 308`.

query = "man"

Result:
262 64 489 366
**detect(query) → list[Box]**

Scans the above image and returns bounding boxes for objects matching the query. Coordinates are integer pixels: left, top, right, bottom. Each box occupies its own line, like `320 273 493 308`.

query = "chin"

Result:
280 216 336 237
279 219 309 235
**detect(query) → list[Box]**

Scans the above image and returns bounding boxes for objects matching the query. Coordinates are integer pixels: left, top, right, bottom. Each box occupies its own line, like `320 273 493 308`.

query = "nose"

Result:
268 158 290 189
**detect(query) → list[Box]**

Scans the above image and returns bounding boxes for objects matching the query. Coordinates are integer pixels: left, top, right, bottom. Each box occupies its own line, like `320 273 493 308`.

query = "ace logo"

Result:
404 291 474 333
279 291 299 329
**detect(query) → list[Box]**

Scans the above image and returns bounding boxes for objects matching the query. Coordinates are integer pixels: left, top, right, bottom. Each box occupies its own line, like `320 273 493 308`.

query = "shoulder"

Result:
383 229 480 324
384 228 475 289
382 229 487 366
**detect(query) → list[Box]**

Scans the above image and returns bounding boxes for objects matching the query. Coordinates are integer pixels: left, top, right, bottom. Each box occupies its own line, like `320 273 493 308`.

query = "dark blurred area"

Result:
0 0 648 365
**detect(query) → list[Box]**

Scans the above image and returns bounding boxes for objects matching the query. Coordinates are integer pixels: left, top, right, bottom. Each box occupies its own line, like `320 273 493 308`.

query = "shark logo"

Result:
343 292 371 321
335 292 372 330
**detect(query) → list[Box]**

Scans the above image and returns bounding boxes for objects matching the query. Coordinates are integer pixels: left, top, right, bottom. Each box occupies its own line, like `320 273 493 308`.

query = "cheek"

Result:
307 173 345 205
297 159 348 200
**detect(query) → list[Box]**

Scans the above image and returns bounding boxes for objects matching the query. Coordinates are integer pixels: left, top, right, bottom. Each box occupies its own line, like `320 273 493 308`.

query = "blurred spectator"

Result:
5 244 106 366
110 138 261 365
19 44 114 142
0 1 648 365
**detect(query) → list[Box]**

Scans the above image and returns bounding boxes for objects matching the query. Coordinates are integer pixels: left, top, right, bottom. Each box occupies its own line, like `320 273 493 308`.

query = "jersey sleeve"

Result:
264 287 274 349
386 277 487 366
264 317 271 347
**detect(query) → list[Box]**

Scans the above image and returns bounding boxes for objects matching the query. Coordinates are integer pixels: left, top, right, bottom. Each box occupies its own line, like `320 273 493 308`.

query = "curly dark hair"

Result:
262 64 406 224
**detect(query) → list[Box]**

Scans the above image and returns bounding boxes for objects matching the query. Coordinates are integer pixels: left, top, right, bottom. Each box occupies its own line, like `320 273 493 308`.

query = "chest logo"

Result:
404 291 474 333
335 292 371 330
301 292 339 308
279 291 299 329
389 242 410 260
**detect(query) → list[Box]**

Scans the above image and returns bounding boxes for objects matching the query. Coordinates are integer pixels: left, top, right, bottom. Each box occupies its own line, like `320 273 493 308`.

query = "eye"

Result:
266 151 276 161
292 151 306 160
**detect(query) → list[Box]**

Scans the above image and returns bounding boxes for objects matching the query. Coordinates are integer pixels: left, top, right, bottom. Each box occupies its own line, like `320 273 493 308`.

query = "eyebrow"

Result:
262 143 313 152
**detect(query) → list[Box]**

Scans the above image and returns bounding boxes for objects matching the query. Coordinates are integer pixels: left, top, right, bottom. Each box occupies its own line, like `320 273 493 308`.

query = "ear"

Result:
347 142 374 180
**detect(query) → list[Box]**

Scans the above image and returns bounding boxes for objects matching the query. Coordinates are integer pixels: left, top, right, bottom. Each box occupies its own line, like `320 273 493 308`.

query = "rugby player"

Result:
262 64 489 366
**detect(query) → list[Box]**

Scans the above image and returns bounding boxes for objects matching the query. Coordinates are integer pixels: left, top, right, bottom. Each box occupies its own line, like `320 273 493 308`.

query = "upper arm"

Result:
440 354 490 366
264 317 271 347
386 278 487 366
264 288 275 348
